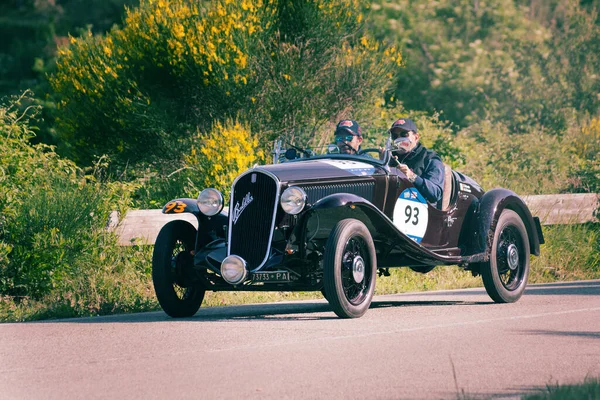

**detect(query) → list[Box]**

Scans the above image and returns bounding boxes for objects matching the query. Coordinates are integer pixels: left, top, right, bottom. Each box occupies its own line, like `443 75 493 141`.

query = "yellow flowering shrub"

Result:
184 119 264 199
51 0 273 164
50 0 402 174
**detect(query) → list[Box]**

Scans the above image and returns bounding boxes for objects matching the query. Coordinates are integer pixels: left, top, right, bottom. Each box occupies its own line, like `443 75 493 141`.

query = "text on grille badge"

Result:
232 192 254 225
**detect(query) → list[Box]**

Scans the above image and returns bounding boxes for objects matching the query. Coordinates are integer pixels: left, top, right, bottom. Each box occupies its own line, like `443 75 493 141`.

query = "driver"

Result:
334 120 363 154
389 118 445 208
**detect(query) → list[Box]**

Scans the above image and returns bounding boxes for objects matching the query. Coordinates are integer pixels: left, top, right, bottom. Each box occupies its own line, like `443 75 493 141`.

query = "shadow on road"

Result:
38 298 488 324
520 329 600 339
29 281 598 324
370 299 488 309
419 280 600 297
524 280 600 296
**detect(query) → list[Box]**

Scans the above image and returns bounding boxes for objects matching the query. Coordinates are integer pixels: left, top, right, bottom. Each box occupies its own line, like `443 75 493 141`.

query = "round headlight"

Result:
280 186 307 215
197 188 223 216
221 255 247 285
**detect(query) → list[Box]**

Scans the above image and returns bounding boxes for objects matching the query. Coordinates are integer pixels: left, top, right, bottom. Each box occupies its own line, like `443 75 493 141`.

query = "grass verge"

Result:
1 224 598 322
523 377 600 400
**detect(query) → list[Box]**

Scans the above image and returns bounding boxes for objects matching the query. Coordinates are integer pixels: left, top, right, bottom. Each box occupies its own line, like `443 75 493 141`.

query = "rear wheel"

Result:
323 219 377 318
152 220 205 317
481 210 530 303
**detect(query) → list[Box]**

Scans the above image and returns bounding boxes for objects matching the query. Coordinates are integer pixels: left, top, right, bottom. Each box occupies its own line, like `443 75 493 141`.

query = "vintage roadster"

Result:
152 141 544 318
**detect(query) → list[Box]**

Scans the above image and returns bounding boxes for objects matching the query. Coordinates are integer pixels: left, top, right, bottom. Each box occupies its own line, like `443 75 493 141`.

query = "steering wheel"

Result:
357 148 382 156
337 142 356 154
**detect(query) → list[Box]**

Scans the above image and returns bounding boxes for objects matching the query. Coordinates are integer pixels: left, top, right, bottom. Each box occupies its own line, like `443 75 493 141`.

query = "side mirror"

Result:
285 148 298 160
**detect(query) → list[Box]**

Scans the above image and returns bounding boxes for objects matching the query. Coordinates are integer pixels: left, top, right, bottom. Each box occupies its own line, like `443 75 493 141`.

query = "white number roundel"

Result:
393 189 429 243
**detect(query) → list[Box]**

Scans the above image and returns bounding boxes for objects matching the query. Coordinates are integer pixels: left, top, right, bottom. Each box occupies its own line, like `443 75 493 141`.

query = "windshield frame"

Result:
276 146 391 167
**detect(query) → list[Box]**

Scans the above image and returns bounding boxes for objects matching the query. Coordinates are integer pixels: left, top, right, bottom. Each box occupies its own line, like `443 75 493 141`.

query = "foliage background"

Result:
0 0 598 321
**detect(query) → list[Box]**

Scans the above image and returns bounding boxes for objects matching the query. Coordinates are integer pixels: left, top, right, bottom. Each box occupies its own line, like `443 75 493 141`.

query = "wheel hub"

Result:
506 244 519 271
352 256 365 283
172 251 194 287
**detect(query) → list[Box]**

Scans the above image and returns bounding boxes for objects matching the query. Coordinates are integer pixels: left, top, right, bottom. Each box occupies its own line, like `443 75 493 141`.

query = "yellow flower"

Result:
173 23 185 38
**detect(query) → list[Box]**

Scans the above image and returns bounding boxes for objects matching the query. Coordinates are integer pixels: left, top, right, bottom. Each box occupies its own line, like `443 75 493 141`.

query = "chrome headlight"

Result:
197 188 223 216
280 186 307 215
221 255 247 285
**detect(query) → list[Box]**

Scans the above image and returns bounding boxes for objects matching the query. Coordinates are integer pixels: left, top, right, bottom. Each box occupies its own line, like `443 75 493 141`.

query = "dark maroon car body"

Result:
153 146 544 318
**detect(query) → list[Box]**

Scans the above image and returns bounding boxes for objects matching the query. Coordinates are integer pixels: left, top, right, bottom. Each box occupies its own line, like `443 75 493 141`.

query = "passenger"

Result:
388 118 445 208
334 120 363 154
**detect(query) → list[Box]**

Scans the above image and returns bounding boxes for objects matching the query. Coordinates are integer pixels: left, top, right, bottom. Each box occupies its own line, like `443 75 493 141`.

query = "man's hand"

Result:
386 152 400 166
398 163 416 182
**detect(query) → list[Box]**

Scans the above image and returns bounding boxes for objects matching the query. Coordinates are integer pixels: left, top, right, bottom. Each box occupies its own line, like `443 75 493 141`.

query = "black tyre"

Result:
152 220 205 317
481 209 530 303
320 288 328 300
323 219 377 318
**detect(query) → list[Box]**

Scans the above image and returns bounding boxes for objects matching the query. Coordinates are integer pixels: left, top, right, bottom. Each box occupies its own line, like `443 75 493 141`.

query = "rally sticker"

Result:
320 159 376 176
393 188 429 243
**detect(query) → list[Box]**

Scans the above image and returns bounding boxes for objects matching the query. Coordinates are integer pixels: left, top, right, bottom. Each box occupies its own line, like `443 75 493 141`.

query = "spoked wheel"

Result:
152 220 205 317
481 209 530 303
324 219 377 318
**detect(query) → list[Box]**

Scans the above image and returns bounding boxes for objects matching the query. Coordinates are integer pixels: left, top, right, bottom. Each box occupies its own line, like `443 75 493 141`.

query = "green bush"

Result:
0 93 154 317
369 0 600 133
565 117 600 193
453 121 574 194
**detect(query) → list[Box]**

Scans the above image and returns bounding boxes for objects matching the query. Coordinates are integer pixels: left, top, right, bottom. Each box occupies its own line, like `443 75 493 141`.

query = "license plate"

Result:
251 271 290 282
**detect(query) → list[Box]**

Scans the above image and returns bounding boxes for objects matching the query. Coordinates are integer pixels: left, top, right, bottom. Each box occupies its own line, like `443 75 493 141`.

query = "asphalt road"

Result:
1 280 600 399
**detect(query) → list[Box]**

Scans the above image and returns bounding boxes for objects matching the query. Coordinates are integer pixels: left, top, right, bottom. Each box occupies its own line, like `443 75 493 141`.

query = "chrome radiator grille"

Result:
228 170 278 270
302 182 375 204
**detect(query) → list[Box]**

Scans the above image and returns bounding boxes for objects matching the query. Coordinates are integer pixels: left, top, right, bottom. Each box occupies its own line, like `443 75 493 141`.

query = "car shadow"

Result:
370 299 489 310
416 280 600 297
40 298 488 324
519 329 600 339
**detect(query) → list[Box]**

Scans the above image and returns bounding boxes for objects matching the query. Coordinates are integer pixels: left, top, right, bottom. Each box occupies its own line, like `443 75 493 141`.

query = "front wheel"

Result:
323 219 377 318
152 220 205 317
481 209 530 303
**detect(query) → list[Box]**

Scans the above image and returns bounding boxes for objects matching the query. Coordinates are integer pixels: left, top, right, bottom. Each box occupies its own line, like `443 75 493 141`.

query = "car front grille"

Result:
228 170 279 270
302 182 375 204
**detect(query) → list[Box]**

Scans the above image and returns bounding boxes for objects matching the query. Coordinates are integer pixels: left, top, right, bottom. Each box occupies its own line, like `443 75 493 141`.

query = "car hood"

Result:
256 158 385 183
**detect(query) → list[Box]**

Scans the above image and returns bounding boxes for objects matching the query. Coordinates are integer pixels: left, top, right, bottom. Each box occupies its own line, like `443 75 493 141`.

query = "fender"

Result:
475 189 543 257
308 193 394 238
310 192 367 210
162 198 201 216
162 198 228 247
295 193 466 266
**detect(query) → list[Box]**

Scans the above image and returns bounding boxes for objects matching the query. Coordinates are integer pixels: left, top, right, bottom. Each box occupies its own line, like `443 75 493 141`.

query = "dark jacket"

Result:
398 143 445 208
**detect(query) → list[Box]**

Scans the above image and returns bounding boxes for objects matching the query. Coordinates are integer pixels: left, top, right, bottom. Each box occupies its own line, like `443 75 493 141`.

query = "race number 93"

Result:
404 204 420 225
393 189 428 243
164 201 186 213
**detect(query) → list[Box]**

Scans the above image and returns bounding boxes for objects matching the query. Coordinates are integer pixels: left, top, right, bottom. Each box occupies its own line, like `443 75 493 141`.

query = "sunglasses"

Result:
390 129 412 139
335 134 355 142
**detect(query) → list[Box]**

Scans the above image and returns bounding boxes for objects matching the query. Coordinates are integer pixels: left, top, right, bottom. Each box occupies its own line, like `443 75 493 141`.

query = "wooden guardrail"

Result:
109 193 599 246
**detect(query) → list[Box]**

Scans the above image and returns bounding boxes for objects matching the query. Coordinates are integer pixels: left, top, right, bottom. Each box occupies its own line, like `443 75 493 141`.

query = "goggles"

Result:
390 129 412 139
335 134 355 143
